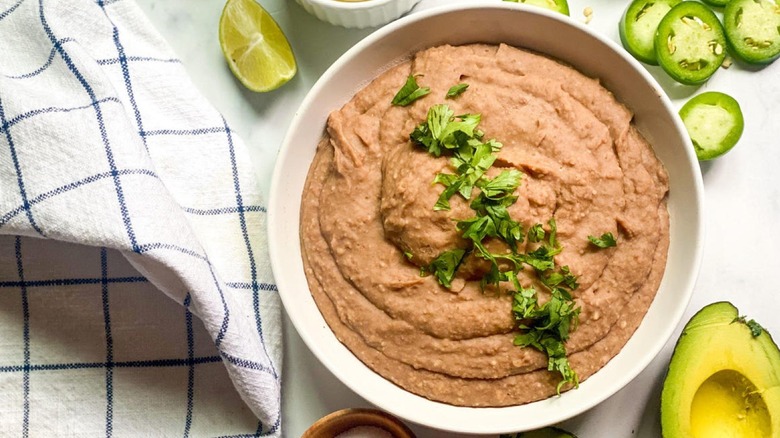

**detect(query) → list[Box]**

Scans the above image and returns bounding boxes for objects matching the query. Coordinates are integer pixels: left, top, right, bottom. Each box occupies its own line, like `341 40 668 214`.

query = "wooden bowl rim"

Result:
301 408 416 438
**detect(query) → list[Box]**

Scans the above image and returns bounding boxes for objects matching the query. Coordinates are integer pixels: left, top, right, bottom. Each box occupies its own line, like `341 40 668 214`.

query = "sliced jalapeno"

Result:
503 0 570 16
700 0 729 8
654 2 727 85
679 91 744 161
723 0 780 64
620 0 683 65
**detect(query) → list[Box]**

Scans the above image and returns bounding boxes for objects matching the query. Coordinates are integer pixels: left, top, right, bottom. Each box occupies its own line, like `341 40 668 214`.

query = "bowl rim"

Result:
301 408 416 438
269 2 704 434
300 0 403 10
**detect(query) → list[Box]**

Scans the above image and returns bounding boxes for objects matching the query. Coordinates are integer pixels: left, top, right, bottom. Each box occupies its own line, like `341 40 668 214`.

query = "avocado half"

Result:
661 301 780 437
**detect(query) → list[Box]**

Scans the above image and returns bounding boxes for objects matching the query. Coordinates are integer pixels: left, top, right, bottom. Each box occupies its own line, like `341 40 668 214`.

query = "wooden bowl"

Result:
302 408 416 438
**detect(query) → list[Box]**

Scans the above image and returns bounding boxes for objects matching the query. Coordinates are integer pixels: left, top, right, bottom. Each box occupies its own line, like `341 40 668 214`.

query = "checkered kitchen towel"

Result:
0 0 281 436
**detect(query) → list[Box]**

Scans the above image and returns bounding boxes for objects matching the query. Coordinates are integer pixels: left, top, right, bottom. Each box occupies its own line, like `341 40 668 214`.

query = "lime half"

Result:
219 0 297 92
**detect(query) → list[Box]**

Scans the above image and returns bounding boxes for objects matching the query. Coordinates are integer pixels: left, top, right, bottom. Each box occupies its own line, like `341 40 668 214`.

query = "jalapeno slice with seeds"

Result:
654 2 727 85
701 0 729 8
679 91 744 161
620 0 683 65
724 0 780 64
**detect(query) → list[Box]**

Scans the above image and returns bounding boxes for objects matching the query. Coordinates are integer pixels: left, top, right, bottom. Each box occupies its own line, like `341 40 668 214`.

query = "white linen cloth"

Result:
0 0 282 436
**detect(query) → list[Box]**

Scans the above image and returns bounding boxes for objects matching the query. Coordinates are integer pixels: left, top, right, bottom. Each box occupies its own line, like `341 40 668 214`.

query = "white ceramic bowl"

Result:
269 3 704 434
295 0 421 29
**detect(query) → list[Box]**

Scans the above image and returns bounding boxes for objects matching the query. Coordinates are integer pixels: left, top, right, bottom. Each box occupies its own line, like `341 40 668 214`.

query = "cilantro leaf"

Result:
544 265 579 290
440 113 481 150
410 104 452 156
391 75 431 106
547 218 559 250
422 249 466 288
481 261 507 290
424 250 465 287
588 232 617 248
446 83 469 98
527 223 545 243
432 172 459 187
492 211 523 252
453 142 496 199
409 123 435 155
457 215 497 242
733 315 764 338
747 320 764 337
520 249 555 271
411 105 482 157
431 173 460 211
461 170 524 252
550 351 580 394
428 135 498 210
428 104 453 140
485 138 503 152
512 285 581 393
511 285 539 320
477 169 523 200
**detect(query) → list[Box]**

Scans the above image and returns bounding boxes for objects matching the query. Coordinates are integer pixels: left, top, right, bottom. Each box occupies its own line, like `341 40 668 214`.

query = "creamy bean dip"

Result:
300 44 669 407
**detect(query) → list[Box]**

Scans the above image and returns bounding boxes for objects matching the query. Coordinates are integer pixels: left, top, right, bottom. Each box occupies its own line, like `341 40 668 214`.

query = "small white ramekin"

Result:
294 0 422 29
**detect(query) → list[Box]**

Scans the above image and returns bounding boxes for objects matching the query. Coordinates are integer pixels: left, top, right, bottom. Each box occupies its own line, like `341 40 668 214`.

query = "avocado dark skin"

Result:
661 301 780 437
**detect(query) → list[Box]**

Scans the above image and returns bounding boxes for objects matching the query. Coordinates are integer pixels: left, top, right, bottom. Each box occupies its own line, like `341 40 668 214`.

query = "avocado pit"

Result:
691 369 771 437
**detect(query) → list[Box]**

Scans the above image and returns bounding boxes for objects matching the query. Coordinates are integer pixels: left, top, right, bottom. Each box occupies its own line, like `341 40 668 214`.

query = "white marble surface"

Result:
135 0 780 436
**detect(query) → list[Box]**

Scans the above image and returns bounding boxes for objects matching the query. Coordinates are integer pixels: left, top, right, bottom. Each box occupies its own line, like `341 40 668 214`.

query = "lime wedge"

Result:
219 0 297 92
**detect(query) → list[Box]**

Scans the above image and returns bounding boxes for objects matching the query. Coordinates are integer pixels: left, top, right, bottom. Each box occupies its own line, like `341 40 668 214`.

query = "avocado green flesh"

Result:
661 302 780 438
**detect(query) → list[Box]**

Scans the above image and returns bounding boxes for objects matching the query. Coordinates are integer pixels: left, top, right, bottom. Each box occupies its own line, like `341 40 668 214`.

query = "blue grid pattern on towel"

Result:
0 237 270 437
0 0 282 435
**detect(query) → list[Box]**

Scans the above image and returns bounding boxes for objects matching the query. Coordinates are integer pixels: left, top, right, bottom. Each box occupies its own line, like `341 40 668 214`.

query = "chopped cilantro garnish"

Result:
421 248 466 289
412 105 500 210
411 102 581 392
464 185 523 254
543 265 579 290
457 215 497 243
527 223 545 243
512 285 581 393
431 142 497 210
391 74 431 106
410 105 482 157
484 203 524 252
478 169 523 200
588 232 617 248
446 83 469 98
547 217 559 249
451 141 496 198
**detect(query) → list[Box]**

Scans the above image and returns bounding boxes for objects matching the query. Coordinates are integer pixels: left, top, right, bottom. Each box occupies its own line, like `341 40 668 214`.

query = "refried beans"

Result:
300 43 669 407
